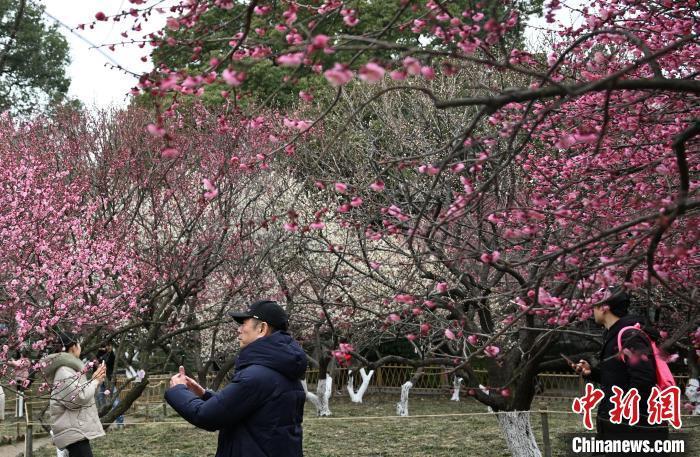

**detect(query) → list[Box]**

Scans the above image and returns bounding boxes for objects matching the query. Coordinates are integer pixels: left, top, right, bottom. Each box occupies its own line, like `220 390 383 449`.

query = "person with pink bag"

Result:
573 287 670 456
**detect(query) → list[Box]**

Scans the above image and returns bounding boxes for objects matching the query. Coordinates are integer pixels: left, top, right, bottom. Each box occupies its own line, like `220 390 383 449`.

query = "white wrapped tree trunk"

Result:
317 375 333 416
301 374 333 416
450 377 463 401
395 381 413 417
480 384 494 413
125 365 137 379
347 368 374 403
15 390 24 418
496 411 542 457
685 379 700 415
0 385 5 421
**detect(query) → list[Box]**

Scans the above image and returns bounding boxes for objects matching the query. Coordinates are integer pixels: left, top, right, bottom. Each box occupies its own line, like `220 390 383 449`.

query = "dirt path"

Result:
0 435 52 457
0 416 139 457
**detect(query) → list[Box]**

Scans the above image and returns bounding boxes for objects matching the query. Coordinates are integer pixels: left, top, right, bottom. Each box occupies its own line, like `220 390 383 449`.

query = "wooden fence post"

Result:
578 376 585 396
24 400 33 457
540 411 551 457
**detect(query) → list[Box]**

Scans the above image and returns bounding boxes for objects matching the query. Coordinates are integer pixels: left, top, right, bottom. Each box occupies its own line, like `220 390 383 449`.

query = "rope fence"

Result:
2 367 692 419
7 410 700 427
111 366 690 402
2 400 698 457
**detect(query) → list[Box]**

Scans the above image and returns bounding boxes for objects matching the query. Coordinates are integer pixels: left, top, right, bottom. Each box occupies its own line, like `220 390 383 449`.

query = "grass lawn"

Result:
33 395 698 457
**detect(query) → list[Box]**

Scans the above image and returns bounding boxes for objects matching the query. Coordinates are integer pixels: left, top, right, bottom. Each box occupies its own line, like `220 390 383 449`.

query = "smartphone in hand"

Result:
560 353 576 368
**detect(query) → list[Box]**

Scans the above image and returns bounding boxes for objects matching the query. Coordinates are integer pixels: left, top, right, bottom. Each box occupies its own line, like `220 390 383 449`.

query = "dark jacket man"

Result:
165 300 307 457
165 330 307 457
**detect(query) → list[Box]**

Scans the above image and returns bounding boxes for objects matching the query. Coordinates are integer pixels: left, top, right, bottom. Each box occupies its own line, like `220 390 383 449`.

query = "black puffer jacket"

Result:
165 331 307 457
587 315 658 425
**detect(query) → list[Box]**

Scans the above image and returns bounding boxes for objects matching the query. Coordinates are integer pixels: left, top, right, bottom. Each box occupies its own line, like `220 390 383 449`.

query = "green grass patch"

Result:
33 396 699 457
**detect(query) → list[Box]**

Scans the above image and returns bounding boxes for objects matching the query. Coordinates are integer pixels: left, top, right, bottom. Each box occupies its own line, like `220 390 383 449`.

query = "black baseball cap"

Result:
229 300 288 330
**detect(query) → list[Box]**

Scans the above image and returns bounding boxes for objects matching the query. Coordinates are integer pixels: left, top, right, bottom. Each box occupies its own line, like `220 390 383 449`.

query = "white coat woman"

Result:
42 335 106 457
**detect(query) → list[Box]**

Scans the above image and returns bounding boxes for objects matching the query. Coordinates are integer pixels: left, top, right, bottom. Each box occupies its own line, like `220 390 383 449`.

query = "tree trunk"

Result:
316 375 332 416
688 348 699 379
347 368 374 403
496 411 542 457
100 378 150 428
16 389 24 417
396 367 423 417
197 360 212 387
479 384 494 412
450 376 463 401
0 385 4 421
211 355 237 391
396 381 413 417
687 349 700 415
301 374 333 416
24 399 32 457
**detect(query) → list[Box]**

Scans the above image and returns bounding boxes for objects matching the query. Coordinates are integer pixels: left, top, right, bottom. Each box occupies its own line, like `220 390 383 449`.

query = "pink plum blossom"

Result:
147 124 166 137
359 63 385 83
484 346 500 357
324 64 354 86
161 147 180 159
276 52 304 67
222 69 246 86
202 178 218 200
370 181 385 192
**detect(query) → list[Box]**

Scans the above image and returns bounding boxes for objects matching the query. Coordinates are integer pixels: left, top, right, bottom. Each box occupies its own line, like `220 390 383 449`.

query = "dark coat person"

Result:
165 300 307 457
574 288 669 456
95 342 115 380
586 314 658 428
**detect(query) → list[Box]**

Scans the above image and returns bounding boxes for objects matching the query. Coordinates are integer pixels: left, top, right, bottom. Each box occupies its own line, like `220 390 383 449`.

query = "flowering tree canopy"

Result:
0 105 295 421
95 0 698 380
